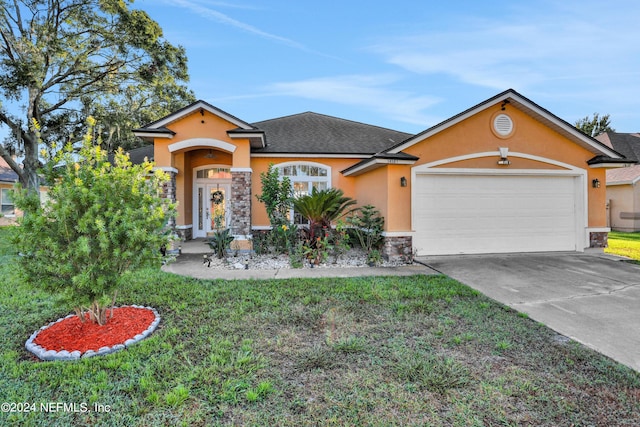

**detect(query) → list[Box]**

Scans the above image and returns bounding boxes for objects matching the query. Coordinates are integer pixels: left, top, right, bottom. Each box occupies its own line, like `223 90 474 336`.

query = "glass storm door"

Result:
195 183 231 237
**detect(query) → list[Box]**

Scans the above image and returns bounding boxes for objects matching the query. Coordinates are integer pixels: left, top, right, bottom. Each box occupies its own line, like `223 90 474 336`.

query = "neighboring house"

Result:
0 156 19 226
596 132 640 231
0 157 50 226
133 89 626 258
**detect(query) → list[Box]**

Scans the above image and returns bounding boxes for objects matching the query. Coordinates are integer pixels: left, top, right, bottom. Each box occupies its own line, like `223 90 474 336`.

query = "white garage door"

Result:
413 174 579 255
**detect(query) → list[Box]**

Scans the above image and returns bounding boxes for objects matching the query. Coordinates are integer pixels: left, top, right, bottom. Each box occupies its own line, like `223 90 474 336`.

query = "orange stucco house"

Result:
133 89 627 258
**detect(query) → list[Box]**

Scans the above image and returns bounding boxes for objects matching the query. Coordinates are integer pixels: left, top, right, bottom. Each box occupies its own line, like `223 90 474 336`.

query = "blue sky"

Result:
138 0 640 134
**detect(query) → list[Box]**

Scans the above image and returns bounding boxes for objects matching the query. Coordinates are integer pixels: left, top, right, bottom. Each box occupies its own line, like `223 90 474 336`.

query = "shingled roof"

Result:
598 133 640 184
0 157 18 183
596 132 640 162
250 112 412 155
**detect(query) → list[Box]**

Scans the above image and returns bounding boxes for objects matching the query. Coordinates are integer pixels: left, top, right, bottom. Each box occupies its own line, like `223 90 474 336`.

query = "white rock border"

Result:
25 305 161 361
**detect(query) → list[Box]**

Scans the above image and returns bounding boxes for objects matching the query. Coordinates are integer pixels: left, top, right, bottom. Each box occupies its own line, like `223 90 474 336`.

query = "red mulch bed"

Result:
33 306 155 353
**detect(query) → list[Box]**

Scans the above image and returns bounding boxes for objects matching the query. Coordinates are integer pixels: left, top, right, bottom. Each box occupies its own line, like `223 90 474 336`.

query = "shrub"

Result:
205 228 234 259
347 204 384 252
293 187 357 241
256 164 293 228
11 119 176 325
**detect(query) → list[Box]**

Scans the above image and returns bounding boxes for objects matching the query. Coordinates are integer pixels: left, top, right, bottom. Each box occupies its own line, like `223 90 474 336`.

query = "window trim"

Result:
277 161 332 190
276 161 332 225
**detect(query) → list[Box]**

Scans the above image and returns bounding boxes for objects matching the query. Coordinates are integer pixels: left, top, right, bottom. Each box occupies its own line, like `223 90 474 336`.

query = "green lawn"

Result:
1 227 639 426
606 231 640 260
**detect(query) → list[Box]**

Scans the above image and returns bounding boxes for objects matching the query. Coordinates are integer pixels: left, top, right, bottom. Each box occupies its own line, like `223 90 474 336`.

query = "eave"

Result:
227 129 266 148
342 153 419 177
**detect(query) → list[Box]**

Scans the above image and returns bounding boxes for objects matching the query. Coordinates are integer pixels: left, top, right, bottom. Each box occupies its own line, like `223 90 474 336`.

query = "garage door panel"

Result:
413 174 578 255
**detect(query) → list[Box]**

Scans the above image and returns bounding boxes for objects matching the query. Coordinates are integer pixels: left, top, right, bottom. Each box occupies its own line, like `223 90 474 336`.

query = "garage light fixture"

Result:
497 147 510 165
400 176 407 187
592 178 600 188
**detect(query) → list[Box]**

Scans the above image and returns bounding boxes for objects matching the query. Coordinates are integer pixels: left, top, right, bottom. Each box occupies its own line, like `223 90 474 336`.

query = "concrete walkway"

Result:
419 251 640 372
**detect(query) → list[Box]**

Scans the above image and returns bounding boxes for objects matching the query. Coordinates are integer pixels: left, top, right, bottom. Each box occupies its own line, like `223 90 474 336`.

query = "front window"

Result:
278 163 330 224
1 188 14 216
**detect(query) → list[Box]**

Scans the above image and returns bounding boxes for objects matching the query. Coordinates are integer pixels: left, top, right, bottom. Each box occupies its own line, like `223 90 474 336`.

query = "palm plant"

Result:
293 187 357 241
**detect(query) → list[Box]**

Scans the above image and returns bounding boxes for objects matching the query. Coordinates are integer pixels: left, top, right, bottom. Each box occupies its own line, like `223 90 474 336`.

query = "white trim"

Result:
382 231 414 237
252 225 272 230
415 151 583 172
153 166 179 174
175 224 193 230
169 138 237 153
342 157 417 177
607 181 637 186
230 167 253 173
228 132 264 139
132 131 173 139
589 163 633 168
275 160 332 188
587 227 610 233
251 153 370 159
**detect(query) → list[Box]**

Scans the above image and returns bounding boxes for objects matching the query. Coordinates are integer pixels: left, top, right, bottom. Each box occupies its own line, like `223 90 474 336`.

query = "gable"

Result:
386 89 623 161
133 100 265 148
344 89 626 177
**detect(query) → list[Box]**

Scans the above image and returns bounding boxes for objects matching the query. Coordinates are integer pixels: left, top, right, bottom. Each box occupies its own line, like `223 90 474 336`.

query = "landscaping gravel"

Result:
201 248 408 270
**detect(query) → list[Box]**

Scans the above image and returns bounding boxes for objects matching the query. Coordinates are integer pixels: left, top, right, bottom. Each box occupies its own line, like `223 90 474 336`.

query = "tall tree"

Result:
0 0 195 193
575 113 615 137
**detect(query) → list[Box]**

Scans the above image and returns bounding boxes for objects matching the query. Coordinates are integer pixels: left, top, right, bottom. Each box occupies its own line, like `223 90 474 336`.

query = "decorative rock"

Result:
42 350 58 361
56 350 72 360
82 350 96 358
123 338 137 348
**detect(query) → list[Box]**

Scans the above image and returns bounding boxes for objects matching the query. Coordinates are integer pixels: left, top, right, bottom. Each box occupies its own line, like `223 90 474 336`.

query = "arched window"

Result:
277 162 331 224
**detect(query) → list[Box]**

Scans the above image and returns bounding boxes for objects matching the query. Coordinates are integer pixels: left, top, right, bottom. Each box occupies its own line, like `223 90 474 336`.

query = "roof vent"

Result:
493 114 514 137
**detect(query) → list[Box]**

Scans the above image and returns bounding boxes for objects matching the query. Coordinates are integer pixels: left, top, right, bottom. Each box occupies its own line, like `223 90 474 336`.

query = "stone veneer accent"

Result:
160 170 177 228
589 231 608 248
175 226 192 242
382 236 413 262
230 171 252 236
159 170 183 242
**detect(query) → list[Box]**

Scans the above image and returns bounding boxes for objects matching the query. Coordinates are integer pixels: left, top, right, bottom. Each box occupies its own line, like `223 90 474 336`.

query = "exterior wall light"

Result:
400 176 407 187
497 147 511 165
592 178 601 188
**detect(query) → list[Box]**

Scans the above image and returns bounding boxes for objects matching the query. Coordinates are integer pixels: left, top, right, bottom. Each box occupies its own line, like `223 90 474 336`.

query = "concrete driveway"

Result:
419 252 640 372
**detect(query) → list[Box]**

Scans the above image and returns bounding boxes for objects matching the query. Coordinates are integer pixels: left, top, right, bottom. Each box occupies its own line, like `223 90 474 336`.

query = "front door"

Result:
194 182 231 237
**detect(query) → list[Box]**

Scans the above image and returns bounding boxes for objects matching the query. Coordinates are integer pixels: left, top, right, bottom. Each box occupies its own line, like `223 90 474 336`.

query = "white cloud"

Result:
265 75 443 126
371 6 640 94
162 0 306 50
